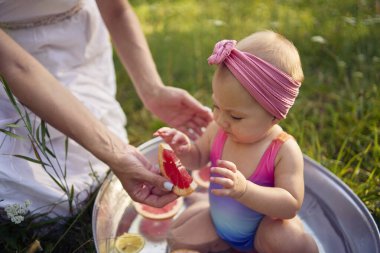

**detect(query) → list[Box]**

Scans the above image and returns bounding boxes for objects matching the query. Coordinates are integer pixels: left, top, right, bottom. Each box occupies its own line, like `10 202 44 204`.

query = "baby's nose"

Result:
215 113 229 129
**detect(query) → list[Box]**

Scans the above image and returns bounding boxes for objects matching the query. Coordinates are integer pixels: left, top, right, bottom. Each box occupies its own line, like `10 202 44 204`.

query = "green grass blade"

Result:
12 154 50 166
0 129 23 140
1 77 22 116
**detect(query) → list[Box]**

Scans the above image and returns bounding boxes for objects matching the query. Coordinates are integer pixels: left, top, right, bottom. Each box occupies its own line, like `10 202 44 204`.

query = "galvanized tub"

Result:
92 137 380 253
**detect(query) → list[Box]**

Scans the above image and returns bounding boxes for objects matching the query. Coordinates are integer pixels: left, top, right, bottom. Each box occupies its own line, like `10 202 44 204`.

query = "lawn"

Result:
119 0 379 221
1 0 379 252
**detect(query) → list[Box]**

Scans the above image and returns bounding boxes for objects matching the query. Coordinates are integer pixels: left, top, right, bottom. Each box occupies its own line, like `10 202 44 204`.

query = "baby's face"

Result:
212 70 275 144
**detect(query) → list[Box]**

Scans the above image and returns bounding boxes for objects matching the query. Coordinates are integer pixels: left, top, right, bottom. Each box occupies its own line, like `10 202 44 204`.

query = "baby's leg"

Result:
185 191 209 206
167 201 230 253
254 216 319 253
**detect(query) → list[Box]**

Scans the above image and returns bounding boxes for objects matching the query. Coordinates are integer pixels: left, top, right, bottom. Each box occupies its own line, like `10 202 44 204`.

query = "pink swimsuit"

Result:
209 128 292 252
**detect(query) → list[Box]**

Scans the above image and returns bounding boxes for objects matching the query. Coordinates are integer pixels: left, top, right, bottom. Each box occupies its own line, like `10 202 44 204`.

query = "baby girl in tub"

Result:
155 30 319 253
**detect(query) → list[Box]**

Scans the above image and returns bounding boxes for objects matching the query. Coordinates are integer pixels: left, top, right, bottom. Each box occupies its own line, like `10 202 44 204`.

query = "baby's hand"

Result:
154 127 191 154
210 160 247 199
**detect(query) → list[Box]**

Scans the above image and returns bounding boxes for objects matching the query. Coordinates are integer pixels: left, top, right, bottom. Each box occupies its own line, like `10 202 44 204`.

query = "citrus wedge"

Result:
158 143 197 196
115 233 144 253
133 197 183 220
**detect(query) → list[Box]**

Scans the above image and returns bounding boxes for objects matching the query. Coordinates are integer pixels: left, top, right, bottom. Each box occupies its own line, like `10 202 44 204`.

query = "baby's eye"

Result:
230 115 242 120
212 104 219 111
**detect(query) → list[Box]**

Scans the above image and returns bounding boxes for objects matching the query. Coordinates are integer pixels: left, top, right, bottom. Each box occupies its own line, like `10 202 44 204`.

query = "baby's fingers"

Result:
216 160 237 173
211 188 234 197
210 176 233 188
154 127 176 142
153 127 172 138
171 131 188 145
210 166 235 179
154 127 190 154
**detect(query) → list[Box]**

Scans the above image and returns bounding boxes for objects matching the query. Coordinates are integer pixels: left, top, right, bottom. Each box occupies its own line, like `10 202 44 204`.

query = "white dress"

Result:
0 0 127 217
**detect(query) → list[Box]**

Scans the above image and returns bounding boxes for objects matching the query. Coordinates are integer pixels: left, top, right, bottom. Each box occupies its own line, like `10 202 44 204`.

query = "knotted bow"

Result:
208 40 301 120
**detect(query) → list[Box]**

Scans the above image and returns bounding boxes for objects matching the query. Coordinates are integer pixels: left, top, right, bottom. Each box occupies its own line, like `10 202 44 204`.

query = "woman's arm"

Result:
96 0 164 101
96 0 212 138
0 29 125 167
0 29 176 207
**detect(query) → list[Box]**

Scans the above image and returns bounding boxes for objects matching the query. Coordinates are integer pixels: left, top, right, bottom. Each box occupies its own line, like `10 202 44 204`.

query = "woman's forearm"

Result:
97 0 164 105
0 29 127 169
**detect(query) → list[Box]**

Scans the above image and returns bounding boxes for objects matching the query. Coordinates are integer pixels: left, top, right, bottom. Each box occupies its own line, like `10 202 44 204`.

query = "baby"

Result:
155 30 319 253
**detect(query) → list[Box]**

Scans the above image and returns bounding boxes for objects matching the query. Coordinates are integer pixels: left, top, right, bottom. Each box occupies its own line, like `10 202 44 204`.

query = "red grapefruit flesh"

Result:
192 163 211 189
133 197 183 220
158 143 197 196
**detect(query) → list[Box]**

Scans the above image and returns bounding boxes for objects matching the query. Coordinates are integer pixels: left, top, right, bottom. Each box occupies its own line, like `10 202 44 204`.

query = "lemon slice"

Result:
115 233 145 253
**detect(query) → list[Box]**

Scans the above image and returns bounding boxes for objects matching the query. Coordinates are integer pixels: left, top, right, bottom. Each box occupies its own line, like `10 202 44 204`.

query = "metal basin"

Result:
92 137 380 253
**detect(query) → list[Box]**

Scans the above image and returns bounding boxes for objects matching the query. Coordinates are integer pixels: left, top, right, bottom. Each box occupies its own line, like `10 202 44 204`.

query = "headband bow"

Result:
208 39 301 119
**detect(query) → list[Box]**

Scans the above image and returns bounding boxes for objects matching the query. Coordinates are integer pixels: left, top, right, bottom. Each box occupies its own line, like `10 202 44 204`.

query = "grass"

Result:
1 0 379 252
120 0 380 220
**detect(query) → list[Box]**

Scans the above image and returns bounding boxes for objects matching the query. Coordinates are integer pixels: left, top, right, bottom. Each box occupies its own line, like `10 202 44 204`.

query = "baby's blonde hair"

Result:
236 30 304 82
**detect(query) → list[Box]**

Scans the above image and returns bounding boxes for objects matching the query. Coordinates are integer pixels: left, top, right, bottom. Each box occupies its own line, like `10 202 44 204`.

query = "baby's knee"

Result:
254 217 319 253
167 205 229 253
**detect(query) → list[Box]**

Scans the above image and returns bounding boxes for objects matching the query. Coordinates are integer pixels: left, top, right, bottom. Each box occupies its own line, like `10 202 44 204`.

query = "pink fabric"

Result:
208 40 301 119
210 129 291 186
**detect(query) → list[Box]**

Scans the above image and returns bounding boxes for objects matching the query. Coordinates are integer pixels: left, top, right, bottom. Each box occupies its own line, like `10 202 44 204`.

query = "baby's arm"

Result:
154 123 217 170
212 139 304 219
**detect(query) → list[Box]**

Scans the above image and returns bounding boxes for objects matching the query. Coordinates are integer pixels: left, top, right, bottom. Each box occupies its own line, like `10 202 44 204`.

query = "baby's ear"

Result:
272 116 281 124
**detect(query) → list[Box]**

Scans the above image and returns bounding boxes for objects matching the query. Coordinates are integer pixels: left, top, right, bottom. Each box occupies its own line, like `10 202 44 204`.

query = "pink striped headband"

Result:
208 40 301 119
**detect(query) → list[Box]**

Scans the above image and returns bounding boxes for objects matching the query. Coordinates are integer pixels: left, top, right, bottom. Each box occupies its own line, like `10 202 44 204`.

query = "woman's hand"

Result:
111 145 178 207
146 86 212 140
98 1 212 139
210 160 247 199
153 127 192 155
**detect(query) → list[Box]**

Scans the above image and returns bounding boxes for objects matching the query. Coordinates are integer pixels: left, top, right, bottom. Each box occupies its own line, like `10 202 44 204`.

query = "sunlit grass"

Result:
121 0 380 221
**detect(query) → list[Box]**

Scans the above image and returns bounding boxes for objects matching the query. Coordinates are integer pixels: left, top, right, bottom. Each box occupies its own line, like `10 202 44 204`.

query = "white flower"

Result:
211 19 225 27
353 71 363 79
311 36 327 44
337 60 347 69
344 16 356 25
25 199 31 208
4 200 31 224
11 215 24 224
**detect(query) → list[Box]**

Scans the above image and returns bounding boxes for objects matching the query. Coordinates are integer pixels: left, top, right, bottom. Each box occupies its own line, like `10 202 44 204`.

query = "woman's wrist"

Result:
139 81 164 104
88 126 130 172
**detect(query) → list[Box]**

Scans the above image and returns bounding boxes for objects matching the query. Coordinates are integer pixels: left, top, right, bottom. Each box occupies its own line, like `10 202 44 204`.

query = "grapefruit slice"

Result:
133 197 183 220
158 143 197 196
192 163 211 189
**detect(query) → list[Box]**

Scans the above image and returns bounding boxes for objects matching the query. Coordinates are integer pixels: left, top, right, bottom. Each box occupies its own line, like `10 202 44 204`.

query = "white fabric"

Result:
0 0 128 217
0 0 79 22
